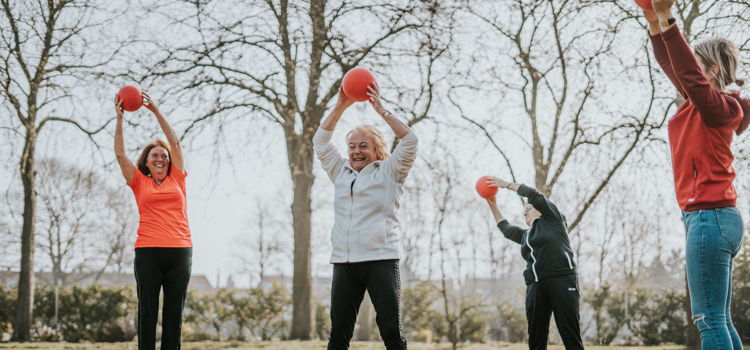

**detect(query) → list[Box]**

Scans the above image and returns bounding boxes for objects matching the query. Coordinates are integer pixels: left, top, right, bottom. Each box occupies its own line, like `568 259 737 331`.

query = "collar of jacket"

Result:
344 160 382 174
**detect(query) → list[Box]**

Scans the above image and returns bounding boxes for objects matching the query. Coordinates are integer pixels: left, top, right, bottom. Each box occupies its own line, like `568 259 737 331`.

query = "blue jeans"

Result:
683 207 744 350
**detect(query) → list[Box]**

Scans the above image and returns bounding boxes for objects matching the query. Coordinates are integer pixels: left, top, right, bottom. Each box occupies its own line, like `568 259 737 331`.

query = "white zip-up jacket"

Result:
313 127 418 263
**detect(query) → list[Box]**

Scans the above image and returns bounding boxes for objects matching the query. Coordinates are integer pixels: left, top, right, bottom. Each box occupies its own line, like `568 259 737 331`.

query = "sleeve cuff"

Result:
648 30 662 40
127 169 144 188
170 164 187 180
497 219 509 231
400 130 417 141
517 184 535 198
314 127 334 141
660 24 681 40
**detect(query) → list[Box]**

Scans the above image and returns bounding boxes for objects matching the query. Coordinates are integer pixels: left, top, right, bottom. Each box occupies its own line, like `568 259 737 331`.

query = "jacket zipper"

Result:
346 178 356 262
690 159 698 202
525 232 539 282
565 252 573 270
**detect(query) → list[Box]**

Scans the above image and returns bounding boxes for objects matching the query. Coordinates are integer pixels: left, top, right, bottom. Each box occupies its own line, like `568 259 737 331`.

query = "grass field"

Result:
0 342 700 350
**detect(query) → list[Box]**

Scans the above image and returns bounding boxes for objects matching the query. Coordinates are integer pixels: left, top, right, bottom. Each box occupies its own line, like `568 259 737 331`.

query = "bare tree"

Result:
425 153 484 350
36 159 99 282
94 186 136 278
36 159 97 333
0 0 123 339
235 199 287 287
0 210 12 270
143 0 455 337
453 0 665 235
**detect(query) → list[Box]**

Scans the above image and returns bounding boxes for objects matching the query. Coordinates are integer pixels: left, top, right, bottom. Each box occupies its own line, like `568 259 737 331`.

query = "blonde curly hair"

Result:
346 125 390 160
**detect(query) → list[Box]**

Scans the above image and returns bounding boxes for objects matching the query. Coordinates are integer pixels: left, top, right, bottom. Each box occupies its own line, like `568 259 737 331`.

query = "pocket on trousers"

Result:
715 208 744 254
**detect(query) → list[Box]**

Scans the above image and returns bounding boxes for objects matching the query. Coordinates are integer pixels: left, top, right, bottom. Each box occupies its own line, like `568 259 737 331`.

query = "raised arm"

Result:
143 92 185 172
320 86 355 132
114 96 136 184
488 178 563 222
652 0 740 126
644 9 686 99
314 87 355 180
485 195 524 244
485 195 505 224
367 84 418 182
367 84 410 138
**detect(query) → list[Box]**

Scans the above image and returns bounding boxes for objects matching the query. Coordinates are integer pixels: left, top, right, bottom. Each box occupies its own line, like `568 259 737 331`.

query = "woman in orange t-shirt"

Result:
114 92 191 350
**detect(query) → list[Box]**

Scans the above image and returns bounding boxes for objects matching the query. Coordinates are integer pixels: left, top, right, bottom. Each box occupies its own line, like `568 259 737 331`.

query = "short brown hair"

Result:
136 140 171 177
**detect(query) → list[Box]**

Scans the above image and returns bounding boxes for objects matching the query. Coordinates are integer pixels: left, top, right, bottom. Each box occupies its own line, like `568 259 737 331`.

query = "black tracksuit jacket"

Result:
497 184 577 285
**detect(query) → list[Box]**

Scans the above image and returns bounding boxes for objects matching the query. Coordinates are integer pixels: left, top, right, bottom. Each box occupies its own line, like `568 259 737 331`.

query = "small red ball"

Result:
634 0 653 10
342 68 376 102
118 85 143 112
475 176 498 199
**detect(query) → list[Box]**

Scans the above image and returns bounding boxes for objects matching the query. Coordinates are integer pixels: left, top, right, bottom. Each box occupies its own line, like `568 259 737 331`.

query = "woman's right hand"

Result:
335 86 355 110
643 8 659 24
485 195 497 208
114 95 124 120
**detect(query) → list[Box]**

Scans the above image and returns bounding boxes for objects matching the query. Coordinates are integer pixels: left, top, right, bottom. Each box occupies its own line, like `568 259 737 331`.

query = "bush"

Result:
222 282 291 340
584 285 626 345
315 299 331 341
732 245 750 344
459 306 488 342
183 290 231 341
497 301 527 343
33 284 135 342
0 287 15 339
401 282 439 341
628 288 687 345
93 321 136 342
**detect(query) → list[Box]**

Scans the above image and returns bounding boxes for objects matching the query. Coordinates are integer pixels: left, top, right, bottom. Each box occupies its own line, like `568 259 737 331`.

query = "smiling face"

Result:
146 146 170 180
347 129 376 172
524 203 541 226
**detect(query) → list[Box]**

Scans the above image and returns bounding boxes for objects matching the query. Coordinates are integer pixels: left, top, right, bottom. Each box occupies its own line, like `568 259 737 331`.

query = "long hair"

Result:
346 125 390 161
136 140 171 177
694 37 743 92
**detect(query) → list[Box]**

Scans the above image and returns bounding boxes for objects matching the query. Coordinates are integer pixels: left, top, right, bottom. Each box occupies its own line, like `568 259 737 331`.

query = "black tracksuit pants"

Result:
134 247 192 350
526 274 584 350
328 259 406 350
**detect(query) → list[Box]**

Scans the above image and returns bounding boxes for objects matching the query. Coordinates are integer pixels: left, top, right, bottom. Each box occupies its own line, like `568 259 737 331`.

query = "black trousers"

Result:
526 274 584 350
134 247 192 350
328 259 407 350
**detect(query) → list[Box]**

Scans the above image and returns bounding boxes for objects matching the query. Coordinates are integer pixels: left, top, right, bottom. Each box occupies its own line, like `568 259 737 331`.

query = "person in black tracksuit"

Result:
483 177 584 350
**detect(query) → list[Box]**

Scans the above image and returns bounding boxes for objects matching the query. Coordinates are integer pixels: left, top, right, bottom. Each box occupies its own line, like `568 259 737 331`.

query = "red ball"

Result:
634 0 652 10
118 85 143 112
342 67 376 102
475 176 498 199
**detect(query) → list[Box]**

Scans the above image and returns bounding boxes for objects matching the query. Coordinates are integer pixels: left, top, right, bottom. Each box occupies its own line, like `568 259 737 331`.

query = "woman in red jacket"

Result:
646 1 750 349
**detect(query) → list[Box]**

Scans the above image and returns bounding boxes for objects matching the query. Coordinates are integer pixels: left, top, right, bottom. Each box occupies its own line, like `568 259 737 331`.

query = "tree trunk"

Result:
288 132 315 339
12 131 36 341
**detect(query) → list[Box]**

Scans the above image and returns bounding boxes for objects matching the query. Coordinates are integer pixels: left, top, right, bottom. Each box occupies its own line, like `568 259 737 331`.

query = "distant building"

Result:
259 274 333 297
0 271 214 293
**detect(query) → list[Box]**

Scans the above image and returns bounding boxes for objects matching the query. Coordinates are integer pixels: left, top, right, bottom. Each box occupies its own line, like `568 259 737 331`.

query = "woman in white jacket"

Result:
313 83 418 350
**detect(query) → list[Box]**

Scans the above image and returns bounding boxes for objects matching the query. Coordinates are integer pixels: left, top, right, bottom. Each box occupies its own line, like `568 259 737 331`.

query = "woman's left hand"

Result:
487 176 510 189
142 92 160 114
367 83 388 116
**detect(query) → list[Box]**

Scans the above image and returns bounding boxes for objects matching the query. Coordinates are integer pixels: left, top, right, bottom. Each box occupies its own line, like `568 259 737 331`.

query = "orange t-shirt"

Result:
128 165 192 248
